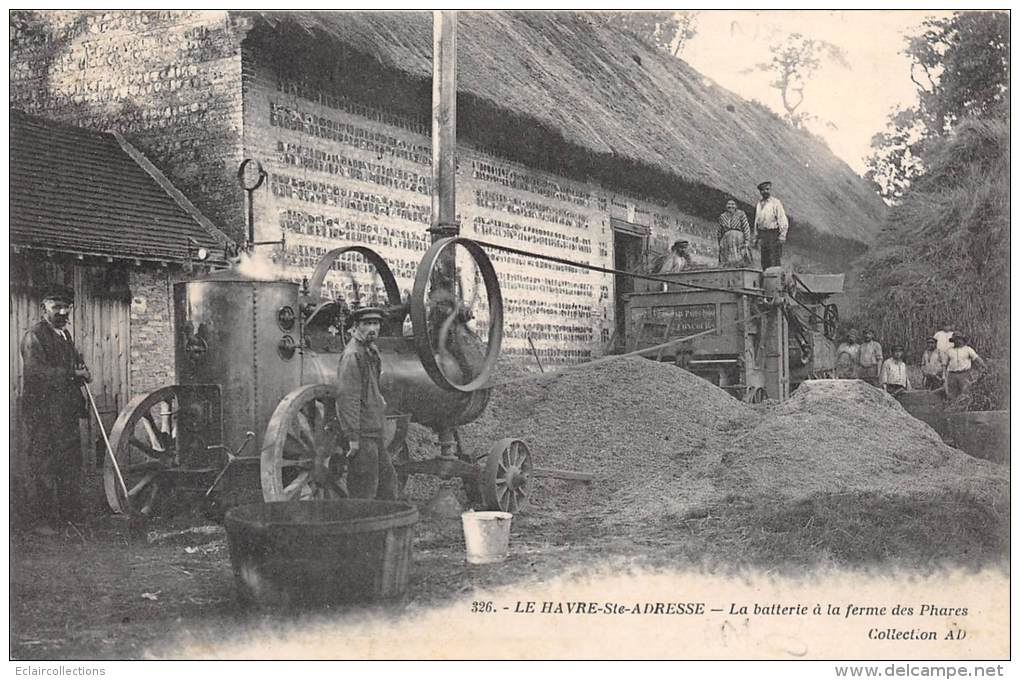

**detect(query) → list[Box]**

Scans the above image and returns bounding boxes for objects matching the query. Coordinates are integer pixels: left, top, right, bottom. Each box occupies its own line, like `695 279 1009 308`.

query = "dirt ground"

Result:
11 474 1008 660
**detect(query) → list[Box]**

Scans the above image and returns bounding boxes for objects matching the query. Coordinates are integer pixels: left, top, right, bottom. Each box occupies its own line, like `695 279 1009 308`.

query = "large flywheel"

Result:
410 237 504 392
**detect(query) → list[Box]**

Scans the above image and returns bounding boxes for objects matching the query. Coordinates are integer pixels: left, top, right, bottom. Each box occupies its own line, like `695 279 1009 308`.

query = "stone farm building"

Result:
10 10 886 372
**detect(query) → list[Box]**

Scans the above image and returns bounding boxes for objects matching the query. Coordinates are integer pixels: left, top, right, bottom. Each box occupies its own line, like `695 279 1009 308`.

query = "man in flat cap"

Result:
336 306 396 500
19 284 91 534
656 240 691 274
752 181 789 269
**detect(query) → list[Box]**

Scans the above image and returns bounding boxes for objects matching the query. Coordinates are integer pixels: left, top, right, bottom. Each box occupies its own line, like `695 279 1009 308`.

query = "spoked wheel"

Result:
480 438 532 513
105 387 181 515
261 384 348 502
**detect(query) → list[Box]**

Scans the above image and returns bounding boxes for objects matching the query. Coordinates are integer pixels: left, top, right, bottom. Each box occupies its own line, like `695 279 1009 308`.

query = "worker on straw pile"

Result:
920 337 946 391
19 284 92 535
943 333 988 401
933 321 956 361
836 328 861 379
717 199 752 267
336 306 396 500
879 344 912 396
858 329 884 387
752 181 789 269
656 240 691 273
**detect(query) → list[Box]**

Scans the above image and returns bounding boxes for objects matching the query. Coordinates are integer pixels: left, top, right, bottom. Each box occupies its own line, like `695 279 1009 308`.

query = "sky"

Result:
681 10 954 175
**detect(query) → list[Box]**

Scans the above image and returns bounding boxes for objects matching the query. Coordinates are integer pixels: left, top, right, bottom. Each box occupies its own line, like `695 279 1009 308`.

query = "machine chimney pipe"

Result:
430 10 458 243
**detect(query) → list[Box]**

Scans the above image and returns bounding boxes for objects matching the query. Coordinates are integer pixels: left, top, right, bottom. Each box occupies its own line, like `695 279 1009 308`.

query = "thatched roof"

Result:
246 11 886 247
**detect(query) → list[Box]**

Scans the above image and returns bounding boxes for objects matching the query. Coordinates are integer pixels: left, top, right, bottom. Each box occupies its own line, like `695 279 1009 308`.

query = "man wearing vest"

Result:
20 285 92 534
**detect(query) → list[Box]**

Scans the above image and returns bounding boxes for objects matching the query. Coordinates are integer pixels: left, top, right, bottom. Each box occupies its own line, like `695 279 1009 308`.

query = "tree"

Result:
865 11 1009 201
744 33 850 129
598 11 700 57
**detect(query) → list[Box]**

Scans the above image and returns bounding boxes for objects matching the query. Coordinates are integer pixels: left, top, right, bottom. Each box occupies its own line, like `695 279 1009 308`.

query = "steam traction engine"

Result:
103 238 534 517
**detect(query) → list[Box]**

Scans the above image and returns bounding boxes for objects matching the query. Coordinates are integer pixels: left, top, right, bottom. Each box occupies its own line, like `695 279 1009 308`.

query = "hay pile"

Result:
451 361 1008 567
460 356 750 525
716 380 1006 500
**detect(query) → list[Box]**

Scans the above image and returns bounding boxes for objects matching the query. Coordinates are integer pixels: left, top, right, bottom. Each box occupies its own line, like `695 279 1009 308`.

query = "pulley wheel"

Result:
307 246 405 332
410 237 503 392
479 438 532 513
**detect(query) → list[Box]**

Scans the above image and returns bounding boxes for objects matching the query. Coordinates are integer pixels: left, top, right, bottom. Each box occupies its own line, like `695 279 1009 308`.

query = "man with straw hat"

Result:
19 284 92 534
336 306 396 500
943 333 988 401
752 181 789 269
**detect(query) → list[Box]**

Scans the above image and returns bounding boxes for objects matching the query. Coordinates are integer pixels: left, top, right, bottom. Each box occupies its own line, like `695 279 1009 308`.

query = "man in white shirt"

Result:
879 344 911 396
752 181 789 269
920 337 946 390
944 333 988 400
933 322 955 361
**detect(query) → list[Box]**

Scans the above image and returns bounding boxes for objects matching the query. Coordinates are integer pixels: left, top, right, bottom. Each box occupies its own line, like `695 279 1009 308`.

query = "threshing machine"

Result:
624 266 843 402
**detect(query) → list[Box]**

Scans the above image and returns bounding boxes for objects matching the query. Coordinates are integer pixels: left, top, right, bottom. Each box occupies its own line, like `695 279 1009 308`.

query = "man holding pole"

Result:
19 284 91 534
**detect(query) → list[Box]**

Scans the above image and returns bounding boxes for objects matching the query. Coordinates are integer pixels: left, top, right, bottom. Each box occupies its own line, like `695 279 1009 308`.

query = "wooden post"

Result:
430 10 458 243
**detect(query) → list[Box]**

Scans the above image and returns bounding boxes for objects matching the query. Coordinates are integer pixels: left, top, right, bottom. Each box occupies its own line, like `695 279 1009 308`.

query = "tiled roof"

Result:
10 109 231 264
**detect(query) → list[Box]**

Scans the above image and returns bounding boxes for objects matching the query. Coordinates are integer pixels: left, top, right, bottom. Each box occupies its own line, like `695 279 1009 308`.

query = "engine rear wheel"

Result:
105 387 182 515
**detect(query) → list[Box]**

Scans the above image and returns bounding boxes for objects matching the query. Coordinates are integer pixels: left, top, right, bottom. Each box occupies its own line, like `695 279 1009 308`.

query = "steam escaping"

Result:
233 250 289 281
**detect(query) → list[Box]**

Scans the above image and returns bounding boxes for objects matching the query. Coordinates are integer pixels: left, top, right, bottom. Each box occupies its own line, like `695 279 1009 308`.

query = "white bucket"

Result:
461 511 513 564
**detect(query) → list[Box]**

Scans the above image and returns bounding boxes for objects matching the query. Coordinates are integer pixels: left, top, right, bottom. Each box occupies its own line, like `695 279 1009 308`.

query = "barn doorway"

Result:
612 223 648 349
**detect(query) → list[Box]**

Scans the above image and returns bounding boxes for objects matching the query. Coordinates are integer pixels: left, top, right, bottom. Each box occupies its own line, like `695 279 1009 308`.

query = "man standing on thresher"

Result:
336 306 397 500
752 181 789 269
19 284 91 534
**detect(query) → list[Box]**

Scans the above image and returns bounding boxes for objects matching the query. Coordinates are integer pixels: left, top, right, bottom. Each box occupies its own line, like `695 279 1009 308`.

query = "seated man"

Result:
656 240 691 274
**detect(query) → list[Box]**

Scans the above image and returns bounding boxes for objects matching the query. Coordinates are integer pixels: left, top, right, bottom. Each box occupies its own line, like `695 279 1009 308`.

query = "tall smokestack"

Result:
430 10 458 243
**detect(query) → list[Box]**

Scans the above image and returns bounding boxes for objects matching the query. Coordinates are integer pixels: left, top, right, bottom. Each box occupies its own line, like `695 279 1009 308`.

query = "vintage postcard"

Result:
7 8 1010 666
